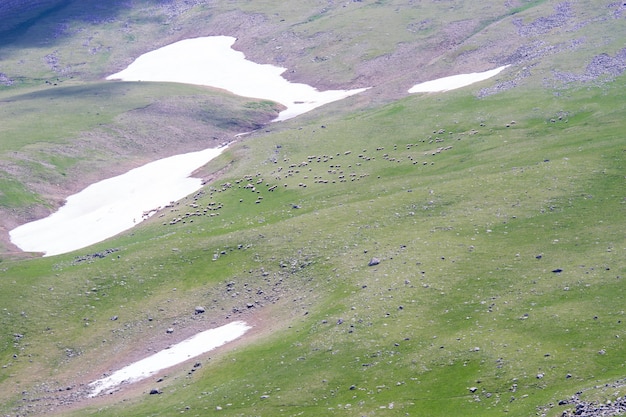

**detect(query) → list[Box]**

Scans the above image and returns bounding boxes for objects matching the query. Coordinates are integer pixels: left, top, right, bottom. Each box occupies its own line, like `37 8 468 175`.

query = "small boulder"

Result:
368 257 381 266
194 306 206 315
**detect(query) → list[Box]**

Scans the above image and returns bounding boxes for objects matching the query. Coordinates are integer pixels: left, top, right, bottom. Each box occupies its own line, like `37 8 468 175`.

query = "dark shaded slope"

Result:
0 0 131 47
0 0 71 41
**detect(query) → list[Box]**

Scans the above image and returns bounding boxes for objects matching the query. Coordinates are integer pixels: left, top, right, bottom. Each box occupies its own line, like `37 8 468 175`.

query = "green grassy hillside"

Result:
0 1 624 416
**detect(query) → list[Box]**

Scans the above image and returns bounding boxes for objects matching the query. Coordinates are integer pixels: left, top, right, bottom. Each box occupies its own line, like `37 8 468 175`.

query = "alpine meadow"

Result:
0 1 624 416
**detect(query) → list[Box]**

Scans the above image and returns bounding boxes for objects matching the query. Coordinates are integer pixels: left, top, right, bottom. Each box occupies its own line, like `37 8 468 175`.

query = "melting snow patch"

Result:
107 36 368 121
88 321 251 397
408 65 509 93
10 146 226 256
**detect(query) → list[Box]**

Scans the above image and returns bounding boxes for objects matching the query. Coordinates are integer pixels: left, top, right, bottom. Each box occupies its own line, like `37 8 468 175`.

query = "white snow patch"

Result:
9 146 226 256
408 65 509 93
107 36 368 121
88 321 251 397
9 36 369 257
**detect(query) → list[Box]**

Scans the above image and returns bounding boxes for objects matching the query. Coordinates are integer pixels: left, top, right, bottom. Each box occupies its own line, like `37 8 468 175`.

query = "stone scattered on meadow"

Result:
368 257 381 266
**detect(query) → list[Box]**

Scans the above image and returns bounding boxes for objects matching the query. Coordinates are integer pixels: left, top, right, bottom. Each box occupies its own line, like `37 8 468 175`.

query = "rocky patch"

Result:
71 248 120 265
554 48 626 84
537 379 626 417
513 2 574 37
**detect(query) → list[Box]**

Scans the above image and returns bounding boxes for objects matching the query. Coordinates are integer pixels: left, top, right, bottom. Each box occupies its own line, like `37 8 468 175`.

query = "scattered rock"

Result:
368 257 381 266
72 248 120 265
513 2 574 37
194 306 206 315
557 392 626 417
149 388 162 395
0 72 13 86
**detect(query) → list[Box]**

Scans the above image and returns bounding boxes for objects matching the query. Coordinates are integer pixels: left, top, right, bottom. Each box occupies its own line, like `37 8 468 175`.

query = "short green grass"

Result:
0 82 280 153
1 73 624 416
0 80 281 249
0 1 625 416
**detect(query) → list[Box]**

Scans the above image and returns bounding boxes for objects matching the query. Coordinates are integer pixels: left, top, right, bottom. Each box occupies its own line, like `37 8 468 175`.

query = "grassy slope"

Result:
1 77 623 417
0 81 281 252
0 1 624 416
0 0 285 251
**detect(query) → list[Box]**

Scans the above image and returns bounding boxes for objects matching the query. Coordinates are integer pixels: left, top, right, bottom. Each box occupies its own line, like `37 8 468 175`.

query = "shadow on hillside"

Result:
0 0 171 47
0 81 136 103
